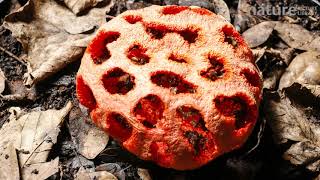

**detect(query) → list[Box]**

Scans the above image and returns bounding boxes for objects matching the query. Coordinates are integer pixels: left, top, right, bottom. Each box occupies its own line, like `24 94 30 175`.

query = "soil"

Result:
0 0 319 179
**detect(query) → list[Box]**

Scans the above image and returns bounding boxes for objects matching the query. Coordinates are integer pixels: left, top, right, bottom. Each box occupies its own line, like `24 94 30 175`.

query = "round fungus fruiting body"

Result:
76 5 262 170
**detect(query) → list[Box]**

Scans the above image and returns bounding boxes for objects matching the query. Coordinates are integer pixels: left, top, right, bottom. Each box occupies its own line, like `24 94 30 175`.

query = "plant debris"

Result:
2 0 114 87
0 0 320 179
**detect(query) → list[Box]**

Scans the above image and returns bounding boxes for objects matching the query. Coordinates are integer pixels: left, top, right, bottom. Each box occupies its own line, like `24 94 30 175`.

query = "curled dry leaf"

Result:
258 48 294 90
274 22 314 49
0 68 5 94
96 163 125 180
284 141 320 172
210 0 231 22
242 21 276 48
252 47 266 63
0 143 20 180
21 157 59 180
279 51 320 90
137 168 152 180
64 0 104 15
264 82 320 172
75 167 118 180
69 105 109 159
233 0 261 32
2 0 114 87
264 92 320 144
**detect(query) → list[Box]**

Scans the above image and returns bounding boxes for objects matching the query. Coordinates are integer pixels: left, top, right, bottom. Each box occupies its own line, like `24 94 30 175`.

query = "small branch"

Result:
0 46 26 64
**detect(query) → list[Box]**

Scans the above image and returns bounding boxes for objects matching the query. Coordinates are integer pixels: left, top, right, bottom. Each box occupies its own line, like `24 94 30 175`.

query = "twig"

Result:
0 46 26 64
243 117 266 157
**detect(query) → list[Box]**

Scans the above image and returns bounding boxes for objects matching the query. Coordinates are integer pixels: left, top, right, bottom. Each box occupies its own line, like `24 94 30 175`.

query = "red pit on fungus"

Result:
76 5 262 170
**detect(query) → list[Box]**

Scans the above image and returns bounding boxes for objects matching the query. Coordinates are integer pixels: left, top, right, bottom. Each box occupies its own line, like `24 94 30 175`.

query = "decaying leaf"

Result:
283 141 320 172
233 0 261 32
0 79 37 101
279 51 320 90
137 168 152 180
2 0 114 87
64 0 104 15
69 105 109 159
0 143 20 180
274 22 314 49
18 102 73 166
75 167 118 180
0 102 72 167
302 36 320 52
211 0 230 22
242 21 276 48
0 68 5 94
21 157 59 180
264 92 319 144
252 47 266 63
95 163 125 180
264 83 320 172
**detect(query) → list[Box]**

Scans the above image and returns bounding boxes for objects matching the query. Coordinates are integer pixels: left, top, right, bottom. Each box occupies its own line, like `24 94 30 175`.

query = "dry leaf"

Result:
95 163 125 180
264 84 320 172
0 68 5 94
302 36 320 52
137 168 152 180
0 143 20 180
75 167 118 180
252 47 266 63
211 0 230 22
264 93 319 144
233 0 261 32
283 141 320 172
274 22 314 49
18 102 72 166
21 157 59 180
2 0 114 87
0 102 72 167
64 0 104 15
279 51 320 90
69 105 109 159
242 21 276 48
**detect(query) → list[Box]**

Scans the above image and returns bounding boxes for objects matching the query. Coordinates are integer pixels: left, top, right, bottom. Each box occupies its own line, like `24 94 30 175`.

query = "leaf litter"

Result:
2 0 114 87
0 0 320 179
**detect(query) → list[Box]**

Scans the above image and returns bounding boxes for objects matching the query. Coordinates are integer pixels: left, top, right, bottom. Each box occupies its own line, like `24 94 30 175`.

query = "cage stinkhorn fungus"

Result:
76 5 262 170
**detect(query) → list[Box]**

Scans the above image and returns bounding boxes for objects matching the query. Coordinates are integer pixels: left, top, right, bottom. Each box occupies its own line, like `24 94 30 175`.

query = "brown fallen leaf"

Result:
274 22 314 49
233 0 261 32
0 68 5 94
0 143 20 180
279 51 320 90
211 0 230 22
64 0 104 15
95 163 125 180
302 36 320 52
0 102 72 167
252 47 266 63
284 141 320 172
242 21 276 48
265 91 320 172
75 167 118 180
19 102 72 166
21 157 59 180
137 168 152 180
69 105 109 159
2 0 114 87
